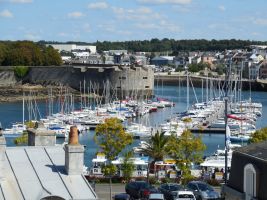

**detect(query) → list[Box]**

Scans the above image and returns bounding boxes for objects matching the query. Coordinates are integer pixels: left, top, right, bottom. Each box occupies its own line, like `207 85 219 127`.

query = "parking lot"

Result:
94 183 222 200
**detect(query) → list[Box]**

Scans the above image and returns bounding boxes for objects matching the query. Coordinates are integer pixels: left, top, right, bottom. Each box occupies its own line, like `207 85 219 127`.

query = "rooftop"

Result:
0 145 97 200
236 140 267 160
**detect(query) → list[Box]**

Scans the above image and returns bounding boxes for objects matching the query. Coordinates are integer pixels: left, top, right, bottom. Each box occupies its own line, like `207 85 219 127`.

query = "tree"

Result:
167 130 206 180
250 127 267 143
121 151 135 183
139 131 169 180
14 121 35 145
94 117 133 200
14 66 29 80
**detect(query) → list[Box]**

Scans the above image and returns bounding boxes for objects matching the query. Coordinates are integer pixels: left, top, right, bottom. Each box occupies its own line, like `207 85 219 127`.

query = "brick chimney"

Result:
27 122 56 146
65 126 84 175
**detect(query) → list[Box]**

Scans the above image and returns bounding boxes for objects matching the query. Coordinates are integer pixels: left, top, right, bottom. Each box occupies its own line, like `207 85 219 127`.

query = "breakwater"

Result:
154 74 267 91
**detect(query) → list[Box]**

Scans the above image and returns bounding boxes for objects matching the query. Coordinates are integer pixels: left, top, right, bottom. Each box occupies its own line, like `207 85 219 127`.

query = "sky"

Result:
1 0 267 42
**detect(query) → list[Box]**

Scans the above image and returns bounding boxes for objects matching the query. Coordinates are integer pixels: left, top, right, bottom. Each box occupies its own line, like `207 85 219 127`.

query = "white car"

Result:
175 191 196 200
148 193 165 200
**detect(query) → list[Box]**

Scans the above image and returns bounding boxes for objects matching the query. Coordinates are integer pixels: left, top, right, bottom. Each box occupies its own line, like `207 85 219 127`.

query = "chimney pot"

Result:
69 126 79 145
65 126 84 175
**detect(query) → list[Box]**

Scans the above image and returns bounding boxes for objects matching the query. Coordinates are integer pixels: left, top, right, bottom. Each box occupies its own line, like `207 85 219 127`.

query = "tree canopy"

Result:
0 41 62 66
94 117 133 161
139 131 169 162
37 39 267 53
93 39 264 53
250 127 267 143
167 130 206 176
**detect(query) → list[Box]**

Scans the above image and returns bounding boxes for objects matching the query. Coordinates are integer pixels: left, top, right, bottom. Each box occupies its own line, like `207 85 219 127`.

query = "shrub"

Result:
14 66 29 78
161 177 172 184
148 177 157 185
181 174 195 185
207 178 220 186
208 72 213 77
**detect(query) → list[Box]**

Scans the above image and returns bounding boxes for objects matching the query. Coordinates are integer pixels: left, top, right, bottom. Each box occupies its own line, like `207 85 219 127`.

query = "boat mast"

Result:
186 65 189 110
22 92 25 126
224 59 232 184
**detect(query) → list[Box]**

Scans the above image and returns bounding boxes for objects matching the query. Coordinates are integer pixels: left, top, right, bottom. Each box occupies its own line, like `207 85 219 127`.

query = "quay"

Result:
190 127 225 134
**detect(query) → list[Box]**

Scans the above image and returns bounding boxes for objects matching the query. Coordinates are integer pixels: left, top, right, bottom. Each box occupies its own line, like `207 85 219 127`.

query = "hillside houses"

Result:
51 43 267 80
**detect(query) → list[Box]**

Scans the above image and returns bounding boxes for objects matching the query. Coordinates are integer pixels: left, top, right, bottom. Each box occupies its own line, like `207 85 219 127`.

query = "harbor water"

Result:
1 85 267 167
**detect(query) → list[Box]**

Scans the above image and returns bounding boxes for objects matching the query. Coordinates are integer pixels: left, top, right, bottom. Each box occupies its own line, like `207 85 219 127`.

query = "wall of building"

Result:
228 152 267 200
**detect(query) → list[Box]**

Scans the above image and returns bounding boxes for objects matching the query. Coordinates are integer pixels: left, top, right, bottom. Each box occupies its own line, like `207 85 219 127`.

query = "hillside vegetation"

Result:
0 41 62 66
40 38 267 53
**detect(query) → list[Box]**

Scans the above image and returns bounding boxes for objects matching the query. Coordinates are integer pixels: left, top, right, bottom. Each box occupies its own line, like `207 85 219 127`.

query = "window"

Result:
143 76 148 79
145 86 150 88
244 163 257 198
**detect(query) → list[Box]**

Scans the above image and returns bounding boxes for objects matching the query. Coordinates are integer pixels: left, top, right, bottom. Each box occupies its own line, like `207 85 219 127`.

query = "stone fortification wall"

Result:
0 65 154 97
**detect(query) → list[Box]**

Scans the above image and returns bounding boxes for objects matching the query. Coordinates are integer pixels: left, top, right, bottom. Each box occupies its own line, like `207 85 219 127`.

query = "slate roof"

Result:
236 140 267 160
0 145 97 200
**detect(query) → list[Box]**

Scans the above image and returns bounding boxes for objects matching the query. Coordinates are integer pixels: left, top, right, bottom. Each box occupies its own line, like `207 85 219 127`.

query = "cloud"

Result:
25 33 40 41
135 19 181 32
112 6 161 21
253 18 267 26
9 0 32 3
0 9 13 18
137 0 191 5
67 11 84 19
88 2 108 9
218 5 226 11
58 32 68 37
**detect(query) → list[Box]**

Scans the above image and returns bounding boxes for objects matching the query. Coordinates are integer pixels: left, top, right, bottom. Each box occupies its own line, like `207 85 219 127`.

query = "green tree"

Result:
14 66 29 79
43 46 62 66
94 117 133 199
250 127 267 143
121 151 135 183
14 121 35 145
167 130 206 180
139 131 169 180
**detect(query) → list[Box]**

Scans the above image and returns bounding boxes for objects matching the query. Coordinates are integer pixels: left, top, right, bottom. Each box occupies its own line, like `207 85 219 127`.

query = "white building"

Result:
47 44 96 54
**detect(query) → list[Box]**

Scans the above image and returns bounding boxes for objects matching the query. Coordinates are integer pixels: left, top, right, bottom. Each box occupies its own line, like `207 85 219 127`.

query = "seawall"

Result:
154 74 267 91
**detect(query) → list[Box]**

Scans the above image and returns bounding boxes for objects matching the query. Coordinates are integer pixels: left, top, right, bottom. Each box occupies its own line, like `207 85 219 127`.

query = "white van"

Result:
175 191 196 200
148 193 165 200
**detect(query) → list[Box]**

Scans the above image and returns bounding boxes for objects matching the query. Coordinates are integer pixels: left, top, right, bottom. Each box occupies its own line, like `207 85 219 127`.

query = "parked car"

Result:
113 193 130 200
186 181 220 200
158 183 184 200
149 193 165 200
125 181 158 199
176 191 196 200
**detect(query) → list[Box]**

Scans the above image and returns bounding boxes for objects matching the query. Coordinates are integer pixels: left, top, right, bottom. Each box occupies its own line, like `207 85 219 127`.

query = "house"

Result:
190 56 201 64
0 124 98 200
222 141 267 200
259 61 267 79
201 52 215 68
151 56 174 66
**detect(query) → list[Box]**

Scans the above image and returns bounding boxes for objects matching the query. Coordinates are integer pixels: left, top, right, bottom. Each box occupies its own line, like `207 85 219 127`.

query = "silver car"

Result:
186 181 220 200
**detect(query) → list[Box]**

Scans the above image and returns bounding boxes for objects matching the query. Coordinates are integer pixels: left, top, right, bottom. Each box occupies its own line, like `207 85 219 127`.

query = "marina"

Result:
1 85 267 168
